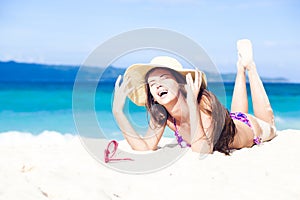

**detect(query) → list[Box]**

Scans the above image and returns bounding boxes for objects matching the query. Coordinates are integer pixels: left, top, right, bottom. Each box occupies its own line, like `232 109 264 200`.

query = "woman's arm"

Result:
186 72 213 154
113 75 165 151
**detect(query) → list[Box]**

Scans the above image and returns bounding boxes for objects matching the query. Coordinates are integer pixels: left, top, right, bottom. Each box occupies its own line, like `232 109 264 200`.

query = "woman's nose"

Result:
155 84 162 89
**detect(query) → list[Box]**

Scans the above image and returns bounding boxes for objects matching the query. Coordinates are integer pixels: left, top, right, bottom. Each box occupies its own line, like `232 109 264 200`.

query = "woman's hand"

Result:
185 72 212 154
113 75 133 113
185 74 199 119
185 70 202 100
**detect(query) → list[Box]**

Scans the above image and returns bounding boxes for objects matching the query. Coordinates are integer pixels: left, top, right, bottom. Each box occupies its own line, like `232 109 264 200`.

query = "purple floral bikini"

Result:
173 112 262 148
173 118 191 148
230 112 262 145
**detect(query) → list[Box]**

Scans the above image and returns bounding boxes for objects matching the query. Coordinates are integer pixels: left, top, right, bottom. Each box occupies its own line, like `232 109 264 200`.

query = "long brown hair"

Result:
144 67 236 155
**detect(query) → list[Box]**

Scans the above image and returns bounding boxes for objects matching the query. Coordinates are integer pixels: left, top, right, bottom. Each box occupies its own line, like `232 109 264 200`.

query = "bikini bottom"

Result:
230 112 263 145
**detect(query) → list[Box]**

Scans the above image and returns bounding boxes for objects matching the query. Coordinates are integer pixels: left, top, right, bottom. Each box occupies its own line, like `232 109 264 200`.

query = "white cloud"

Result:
262 40 300 48
263 40 279 47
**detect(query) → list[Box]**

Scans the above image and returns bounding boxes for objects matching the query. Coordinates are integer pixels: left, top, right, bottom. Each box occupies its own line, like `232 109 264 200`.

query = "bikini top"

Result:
173 118 191 148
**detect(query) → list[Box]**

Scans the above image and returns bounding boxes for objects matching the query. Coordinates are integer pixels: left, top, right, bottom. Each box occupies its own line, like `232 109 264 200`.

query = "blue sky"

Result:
1 0 300 81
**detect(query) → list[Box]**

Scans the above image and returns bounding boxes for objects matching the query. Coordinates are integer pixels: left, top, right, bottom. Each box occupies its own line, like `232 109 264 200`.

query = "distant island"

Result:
0 61 289 83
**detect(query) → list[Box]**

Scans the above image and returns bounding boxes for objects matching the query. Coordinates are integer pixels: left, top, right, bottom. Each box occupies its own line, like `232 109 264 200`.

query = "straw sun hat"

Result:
123 56 207 106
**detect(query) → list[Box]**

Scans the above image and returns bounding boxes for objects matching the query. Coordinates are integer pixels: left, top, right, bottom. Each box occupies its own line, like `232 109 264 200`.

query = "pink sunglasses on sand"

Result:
104 140 134 163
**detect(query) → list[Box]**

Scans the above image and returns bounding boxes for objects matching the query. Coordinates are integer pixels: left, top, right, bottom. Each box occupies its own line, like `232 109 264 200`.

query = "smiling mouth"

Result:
158 90 168 97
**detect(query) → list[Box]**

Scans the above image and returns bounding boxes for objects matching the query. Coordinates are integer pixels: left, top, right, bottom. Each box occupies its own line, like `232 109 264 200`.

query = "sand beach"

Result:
0 129 299 200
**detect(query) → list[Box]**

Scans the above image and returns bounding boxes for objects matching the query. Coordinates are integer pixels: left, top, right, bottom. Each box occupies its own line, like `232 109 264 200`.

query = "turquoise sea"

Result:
0 81 299 140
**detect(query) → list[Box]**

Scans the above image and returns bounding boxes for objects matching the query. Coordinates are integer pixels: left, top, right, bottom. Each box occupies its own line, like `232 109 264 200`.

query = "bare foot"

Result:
237 39 256 71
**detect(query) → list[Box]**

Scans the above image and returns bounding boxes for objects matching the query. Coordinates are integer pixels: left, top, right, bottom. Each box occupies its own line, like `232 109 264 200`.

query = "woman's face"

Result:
147 68 180 105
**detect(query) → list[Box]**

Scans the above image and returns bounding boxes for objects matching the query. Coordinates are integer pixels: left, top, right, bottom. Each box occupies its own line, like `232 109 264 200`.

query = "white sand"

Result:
1 129 300 200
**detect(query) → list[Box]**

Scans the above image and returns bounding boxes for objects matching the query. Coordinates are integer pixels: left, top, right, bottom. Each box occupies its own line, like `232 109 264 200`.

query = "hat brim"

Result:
124 63 207 106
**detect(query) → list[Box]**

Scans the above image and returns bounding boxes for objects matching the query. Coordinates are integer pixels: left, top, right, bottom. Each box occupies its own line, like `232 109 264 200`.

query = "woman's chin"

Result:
157 95 177 106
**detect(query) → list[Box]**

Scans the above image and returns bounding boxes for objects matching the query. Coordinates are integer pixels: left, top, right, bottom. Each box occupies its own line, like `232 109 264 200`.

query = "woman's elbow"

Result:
130 143 156 151
191 141 213 154
191 147 213 154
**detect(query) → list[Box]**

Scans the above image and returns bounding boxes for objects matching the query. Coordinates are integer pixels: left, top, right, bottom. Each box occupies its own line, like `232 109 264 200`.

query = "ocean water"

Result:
0 81 299 140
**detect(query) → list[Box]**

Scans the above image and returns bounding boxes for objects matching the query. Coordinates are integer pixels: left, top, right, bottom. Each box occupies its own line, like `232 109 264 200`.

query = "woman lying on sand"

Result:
113 39 277 155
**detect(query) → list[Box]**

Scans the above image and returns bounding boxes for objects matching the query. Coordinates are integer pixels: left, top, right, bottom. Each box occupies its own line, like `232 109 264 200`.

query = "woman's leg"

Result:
237 39 275 126
247 63 275 126
230 58 248 114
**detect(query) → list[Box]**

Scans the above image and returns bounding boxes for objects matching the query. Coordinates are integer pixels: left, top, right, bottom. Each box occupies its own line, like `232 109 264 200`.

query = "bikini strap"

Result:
173 118 191 148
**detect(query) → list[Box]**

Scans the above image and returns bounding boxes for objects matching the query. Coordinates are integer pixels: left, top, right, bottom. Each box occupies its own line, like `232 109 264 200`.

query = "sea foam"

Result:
0 130 76 146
